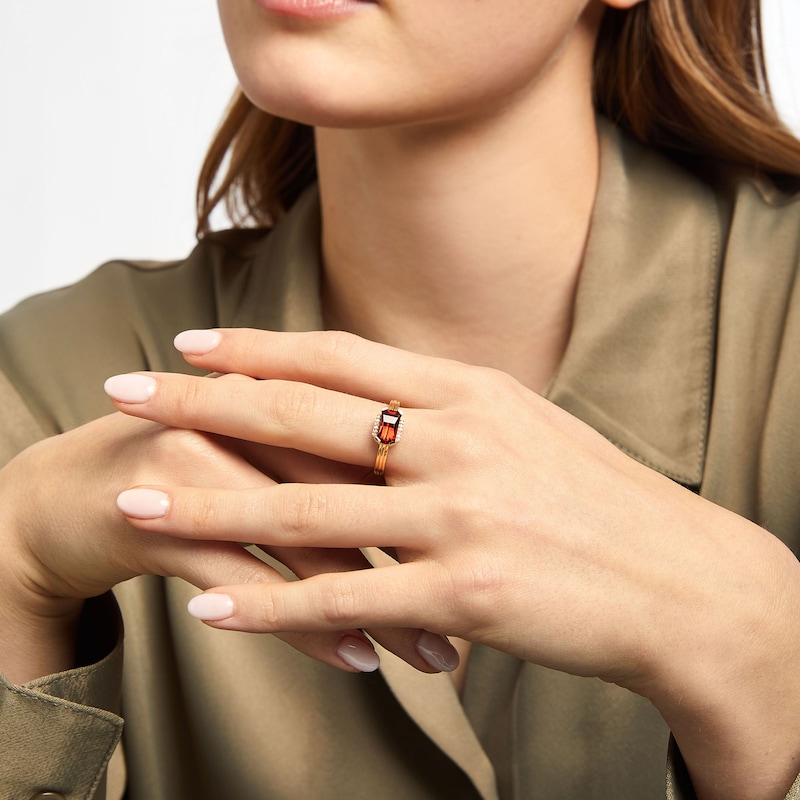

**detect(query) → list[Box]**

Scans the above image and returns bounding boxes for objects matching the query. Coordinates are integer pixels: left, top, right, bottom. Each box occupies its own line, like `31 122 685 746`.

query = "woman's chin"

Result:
235 73 425 130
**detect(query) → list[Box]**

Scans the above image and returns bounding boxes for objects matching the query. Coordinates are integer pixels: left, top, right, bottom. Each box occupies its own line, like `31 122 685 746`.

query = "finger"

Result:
172 328 473 409
122 484 451 672
204 376 376 484
255 544 454 673
223 438 378 486
186 561 456 636
187 564 461 673
105 372 428 476
116 483 435 551
150 536 381 674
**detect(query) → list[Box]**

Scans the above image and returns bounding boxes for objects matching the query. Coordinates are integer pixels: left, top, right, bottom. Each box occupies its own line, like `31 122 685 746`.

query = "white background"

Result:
1 1 799 314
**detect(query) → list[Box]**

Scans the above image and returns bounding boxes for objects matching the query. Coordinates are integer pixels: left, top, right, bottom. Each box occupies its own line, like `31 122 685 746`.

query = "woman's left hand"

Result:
107 328 800 798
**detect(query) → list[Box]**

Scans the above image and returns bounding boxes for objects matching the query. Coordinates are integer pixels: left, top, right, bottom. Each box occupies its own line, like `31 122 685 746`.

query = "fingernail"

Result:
104 374 157 404
416 631 460 672
174 329 222 355
337 635 380 672
117 488 170 519
187 593 235 621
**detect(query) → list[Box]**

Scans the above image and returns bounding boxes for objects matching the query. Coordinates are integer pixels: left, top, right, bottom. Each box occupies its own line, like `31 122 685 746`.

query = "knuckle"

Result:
241 329 268 367
305 330 362 373
447 558 506 627
175 376 208 417
259 588 283 630
263 381 318 436
189 543 269 586
280 486 327 539
468 365 518 401
445 490 492 533
150 427 221 468
319 581 361 626
163 427 210 455
223 558 273 587
186 492 223 533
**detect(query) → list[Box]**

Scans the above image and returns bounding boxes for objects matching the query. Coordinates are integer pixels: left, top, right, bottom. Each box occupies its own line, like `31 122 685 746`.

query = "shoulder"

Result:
608 119 800 279
1 227 270 341
0 228 271 433
714 168 800 331
643 137 800 321
665 144 800 283
597 123 800 530
2 227 270 337
703 167 800 538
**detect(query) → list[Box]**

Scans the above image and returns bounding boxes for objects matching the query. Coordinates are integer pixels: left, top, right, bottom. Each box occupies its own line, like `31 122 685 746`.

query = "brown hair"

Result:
594 0 800 175
196 0 800 236
196 93 316 235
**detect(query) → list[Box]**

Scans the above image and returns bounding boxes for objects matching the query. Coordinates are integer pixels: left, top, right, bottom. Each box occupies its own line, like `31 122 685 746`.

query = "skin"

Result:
0 408 447 679
2 1 799 799
110 330 800 800
217 0 613 391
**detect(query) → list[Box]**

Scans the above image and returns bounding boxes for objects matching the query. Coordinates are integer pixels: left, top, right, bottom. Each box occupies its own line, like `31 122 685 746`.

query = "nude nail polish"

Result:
117 488 170 519
104 374 157 404
416 631 460 672
173 329 222 355
187 593 235 621
337 635 380 672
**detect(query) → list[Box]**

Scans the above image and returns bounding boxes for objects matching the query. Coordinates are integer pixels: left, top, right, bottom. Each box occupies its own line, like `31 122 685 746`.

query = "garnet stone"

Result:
373 406 404 446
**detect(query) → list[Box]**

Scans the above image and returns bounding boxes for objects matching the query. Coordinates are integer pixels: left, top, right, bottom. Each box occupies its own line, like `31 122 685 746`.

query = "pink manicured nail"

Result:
416 631 460 672
117 488 170 519
187 593 235 621
104 374 157 404
337 636 380 672
173 329 222 355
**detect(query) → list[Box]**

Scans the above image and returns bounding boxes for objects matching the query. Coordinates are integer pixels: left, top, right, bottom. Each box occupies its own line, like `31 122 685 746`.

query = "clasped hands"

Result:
104 328 796 714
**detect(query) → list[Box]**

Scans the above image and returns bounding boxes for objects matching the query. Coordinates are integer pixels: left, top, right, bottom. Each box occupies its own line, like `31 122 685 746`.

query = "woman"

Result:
2 0 800 798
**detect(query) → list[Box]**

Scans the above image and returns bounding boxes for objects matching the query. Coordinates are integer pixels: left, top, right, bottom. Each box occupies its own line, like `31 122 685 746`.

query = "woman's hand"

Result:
104 327 773 681
107 327 800 800
0 403 452 683
0 411 276 682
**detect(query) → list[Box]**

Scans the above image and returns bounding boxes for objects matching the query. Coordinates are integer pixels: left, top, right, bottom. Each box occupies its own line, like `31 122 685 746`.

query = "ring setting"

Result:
372 400 404 476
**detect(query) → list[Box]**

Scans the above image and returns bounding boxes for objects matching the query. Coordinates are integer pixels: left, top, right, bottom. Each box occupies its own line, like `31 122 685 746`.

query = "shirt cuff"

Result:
0 593 124 799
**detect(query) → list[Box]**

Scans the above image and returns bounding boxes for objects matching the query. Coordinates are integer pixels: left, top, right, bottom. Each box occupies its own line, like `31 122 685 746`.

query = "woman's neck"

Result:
316 30 600 393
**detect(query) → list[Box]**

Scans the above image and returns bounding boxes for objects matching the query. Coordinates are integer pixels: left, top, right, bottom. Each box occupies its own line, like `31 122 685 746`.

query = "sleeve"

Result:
0 367 48 466
0 594 124 800
0 242 243 798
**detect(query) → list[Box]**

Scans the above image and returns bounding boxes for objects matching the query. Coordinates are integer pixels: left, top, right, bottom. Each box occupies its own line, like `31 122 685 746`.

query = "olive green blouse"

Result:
1 120 800 800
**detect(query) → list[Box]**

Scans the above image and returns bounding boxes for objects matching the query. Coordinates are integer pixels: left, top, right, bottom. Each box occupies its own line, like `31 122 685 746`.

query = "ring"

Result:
372 400 404 476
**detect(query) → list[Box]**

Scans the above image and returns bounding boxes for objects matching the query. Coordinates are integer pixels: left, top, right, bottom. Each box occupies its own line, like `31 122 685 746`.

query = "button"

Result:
30 793 66 800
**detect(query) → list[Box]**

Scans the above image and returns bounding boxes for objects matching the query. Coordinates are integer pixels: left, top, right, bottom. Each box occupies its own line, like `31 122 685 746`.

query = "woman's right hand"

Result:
0 408 456 683
0 413 282 604
0 411 291 683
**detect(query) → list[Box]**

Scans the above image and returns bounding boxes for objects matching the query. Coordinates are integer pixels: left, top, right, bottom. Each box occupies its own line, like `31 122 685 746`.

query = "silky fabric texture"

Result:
1 120 800 800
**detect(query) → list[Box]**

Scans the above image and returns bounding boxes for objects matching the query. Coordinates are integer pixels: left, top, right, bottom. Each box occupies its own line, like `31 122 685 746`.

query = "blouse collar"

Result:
231 118 722 488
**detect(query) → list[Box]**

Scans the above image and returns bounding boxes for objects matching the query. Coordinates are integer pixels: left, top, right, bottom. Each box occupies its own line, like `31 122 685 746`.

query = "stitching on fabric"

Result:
5 681 124 799
6 680 122 724
607 437 695 487
34 655 117 690
695 191 722 484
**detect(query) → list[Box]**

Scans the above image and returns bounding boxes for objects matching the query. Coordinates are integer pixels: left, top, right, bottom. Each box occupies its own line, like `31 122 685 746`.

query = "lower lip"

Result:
254 0 376 20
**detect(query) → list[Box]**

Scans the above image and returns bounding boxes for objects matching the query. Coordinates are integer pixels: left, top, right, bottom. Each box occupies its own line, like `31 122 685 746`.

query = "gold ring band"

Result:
372 400 404 477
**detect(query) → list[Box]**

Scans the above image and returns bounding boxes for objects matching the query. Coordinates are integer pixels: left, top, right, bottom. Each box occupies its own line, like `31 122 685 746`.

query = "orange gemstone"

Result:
373 407 403 445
